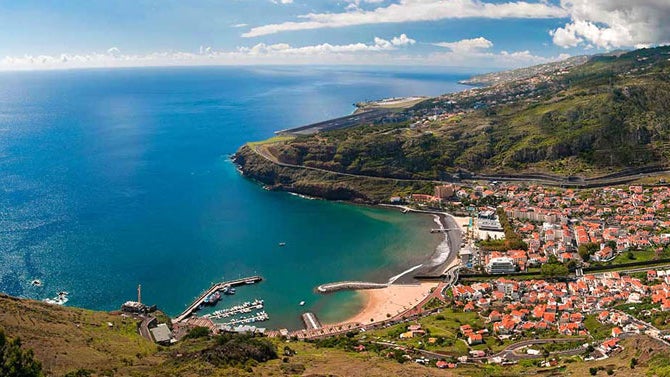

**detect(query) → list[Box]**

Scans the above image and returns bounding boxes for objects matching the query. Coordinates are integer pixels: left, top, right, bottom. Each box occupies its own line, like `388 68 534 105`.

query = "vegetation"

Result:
583 315 613 341
578 242 599 262
541 255 570 278
197 334 277 366
614 299 670 330
237 46 670 203
0 328 43 377
184 326 211 339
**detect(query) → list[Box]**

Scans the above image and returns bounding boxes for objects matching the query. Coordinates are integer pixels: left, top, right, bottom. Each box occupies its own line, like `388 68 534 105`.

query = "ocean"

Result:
0 66 469 329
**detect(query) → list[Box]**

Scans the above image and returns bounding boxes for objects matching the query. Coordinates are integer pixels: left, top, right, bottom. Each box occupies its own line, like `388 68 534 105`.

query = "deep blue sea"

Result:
0 66 469 329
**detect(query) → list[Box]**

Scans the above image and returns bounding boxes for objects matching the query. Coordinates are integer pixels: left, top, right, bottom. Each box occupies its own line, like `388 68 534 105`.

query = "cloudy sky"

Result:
1 0 669 71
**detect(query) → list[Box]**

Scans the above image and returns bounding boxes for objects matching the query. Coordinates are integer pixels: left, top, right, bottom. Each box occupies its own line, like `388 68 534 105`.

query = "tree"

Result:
578 242 599 262
541 263 569 278
589 367 598 376
0 328 43 377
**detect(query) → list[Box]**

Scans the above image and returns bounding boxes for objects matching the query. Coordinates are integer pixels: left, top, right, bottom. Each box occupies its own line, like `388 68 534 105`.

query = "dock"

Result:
173 275 263 323
301 312 322 330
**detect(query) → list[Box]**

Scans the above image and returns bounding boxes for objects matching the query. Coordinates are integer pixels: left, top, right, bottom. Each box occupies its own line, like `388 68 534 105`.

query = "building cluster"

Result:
472 185 670 271
451 271 670 354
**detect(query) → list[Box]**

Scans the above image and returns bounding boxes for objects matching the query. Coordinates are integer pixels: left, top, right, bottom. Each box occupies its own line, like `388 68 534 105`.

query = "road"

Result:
139 316 155 342
248 143 670 189
373 337 585 362
482 337 586 361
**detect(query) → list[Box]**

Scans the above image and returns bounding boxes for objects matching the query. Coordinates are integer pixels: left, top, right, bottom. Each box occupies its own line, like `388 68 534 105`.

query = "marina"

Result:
204 299 264 320
173 275 263 323
219 311 269 326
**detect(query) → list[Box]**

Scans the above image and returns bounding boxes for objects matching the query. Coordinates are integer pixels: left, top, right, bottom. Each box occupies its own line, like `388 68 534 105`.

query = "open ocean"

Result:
0 66 469 329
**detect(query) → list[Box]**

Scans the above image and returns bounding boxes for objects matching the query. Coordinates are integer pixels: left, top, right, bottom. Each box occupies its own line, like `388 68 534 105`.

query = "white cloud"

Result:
243 0 567 37
422 49 568 68
551 0 670 49
107 47 121 57
232 23 248 28
271 0 293 4
426 36 564 68
391 33 416 46
433 37 493 52
239 34 414 55
0 35 419 71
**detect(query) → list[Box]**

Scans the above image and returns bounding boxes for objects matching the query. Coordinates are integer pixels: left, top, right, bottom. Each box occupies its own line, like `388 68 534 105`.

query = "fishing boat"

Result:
203 291 221 306
224 287 236 295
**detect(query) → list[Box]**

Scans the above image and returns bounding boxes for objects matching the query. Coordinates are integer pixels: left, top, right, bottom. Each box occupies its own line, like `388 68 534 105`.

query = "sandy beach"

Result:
341 282 438 325
451 214 471 229
322 207 463 328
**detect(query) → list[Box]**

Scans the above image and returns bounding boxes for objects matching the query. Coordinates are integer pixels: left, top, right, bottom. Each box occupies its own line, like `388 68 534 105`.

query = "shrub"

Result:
0 328 43 377
184 326 210 339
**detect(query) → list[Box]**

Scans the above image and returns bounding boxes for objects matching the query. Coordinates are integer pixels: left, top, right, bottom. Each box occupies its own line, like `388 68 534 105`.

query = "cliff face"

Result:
233 145 435 203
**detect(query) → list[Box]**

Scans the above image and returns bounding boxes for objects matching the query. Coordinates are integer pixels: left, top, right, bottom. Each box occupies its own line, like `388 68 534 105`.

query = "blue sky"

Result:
1 0 668 71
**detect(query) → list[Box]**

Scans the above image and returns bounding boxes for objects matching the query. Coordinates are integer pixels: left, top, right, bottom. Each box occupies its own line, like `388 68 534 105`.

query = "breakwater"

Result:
316 281 388 293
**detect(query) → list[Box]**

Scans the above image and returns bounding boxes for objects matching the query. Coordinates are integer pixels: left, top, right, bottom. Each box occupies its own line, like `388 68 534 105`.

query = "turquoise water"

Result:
0 66 467 329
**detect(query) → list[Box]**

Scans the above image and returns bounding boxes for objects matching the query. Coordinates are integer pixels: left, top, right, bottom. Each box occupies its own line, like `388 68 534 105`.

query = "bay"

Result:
0 66 469 329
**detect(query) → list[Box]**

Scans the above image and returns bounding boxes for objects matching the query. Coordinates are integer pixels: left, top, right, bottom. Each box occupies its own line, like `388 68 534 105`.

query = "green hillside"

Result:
241 46 670 182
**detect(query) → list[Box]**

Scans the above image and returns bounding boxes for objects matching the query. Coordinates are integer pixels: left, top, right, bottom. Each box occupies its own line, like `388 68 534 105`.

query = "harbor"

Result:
204 299 264 320
173 275 263 323
219 311 269 326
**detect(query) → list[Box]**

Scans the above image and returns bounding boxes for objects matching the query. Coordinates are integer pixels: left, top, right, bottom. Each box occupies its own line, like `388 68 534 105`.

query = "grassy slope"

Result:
0 294 456 377
2 294 668 376
0 294 162 376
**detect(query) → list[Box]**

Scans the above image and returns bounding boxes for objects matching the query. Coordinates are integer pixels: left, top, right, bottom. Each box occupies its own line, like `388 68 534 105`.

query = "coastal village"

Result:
110 180 670 373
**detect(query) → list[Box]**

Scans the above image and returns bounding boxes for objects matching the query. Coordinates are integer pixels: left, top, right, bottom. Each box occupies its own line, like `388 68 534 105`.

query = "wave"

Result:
387 264 423 284
287 192 318 200
428 214 451 267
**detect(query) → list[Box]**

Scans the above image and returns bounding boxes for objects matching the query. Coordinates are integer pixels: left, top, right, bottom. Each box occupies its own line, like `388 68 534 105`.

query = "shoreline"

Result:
341 282 438 325
324 205 468 327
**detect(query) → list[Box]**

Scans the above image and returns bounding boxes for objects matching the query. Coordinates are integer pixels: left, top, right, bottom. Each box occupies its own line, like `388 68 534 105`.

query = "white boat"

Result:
279 242 286 247
299 301 305 306
43 291 69 305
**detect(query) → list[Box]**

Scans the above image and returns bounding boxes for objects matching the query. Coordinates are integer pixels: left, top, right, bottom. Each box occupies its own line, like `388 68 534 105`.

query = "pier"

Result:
173 275 263 323
301 312 322 330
